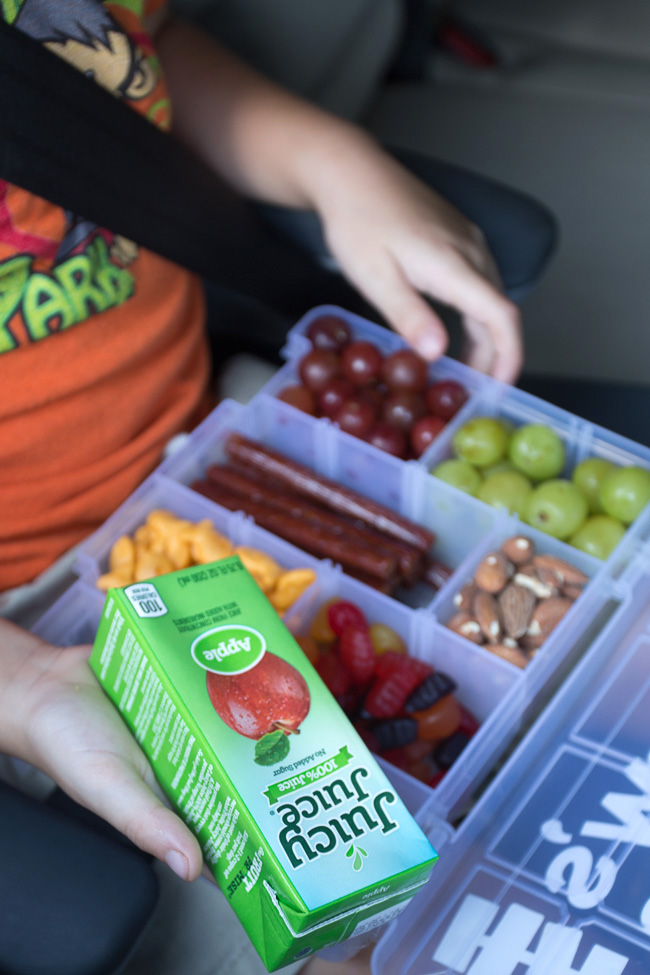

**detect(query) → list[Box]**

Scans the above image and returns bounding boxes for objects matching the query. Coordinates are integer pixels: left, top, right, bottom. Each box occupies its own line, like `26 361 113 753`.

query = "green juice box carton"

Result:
89 556 438 971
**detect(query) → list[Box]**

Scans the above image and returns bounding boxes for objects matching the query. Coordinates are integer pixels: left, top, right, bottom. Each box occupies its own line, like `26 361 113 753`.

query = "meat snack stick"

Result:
193 482 397 582
225 433 434 552
205 463 424 586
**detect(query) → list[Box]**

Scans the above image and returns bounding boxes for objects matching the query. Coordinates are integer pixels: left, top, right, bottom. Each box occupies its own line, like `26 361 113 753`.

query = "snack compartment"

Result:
286 568 522 821
261 304 486 469
279 303 488 399
161 398 508 611
73 473 324 623
430 517 605 650
420 379 584 475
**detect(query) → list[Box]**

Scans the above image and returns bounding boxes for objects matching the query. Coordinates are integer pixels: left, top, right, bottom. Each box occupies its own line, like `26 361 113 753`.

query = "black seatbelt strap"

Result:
0 17 281 293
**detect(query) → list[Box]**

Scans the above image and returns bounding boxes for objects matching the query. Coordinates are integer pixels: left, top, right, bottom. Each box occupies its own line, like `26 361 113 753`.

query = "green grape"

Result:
571 515 626 560
525 479 588 539
477 471 533 516
433 459 482 495
508 424 565 481
572 458 617 514
599 466 650 525
452 417 509 468
482 459 517 478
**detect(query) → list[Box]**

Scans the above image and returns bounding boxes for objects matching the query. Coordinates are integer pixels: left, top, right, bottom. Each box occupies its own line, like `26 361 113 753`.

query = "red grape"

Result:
306 314 351 351
298 349 341 393
318 377 355 418
365 422 407 458
358 384 385 411
333 397 376 438
382 349 428 392
277 384 316 414
341 341 383 386
425 380 468 421
381 391 426 432
410 415 446 457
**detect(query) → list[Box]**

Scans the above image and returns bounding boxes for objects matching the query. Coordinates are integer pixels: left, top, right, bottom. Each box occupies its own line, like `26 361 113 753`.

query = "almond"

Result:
532 554 588 588
498 583 536 639
526 596 573 641
501 535 535 566
473 590 503 644
488 644 529 669
446 612 483 644
453 581 477 613
513 566 557 600
475 551 513 594
519 632 544 652
562 582 585 601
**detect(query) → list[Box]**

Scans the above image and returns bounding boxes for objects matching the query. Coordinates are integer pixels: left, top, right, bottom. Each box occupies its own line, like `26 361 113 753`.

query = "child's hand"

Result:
0 623 202 881
310 135 523 383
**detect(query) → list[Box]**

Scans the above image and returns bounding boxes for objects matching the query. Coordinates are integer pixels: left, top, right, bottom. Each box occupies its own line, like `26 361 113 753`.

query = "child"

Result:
0 2 522 971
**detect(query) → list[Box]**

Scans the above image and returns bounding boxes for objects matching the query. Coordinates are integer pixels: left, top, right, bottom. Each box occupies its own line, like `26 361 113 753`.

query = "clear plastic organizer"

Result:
373 558 650 974
69 307 650 824
32 304 650 973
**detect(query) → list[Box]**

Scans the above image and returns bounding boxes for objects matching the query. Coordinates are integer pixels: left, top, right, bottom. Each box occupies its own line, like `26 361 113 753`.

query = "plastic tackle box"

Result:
33 306 650 972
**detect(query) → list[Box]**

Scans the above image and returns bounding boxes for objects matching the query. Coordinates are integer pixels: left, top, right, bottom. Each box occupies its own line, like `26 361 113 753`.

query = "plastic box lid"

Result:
373 557 650 974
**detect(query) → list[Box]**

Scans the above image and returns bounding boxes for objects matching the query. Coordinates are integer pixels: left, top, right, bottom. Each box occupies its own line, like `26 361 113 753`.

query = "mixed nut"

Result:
445 535 588 668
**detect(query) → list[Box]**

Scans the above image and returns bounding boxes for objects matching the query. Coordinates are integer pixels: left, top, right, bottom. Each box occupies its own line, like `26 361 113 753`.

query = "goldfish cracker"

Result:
97 564 134 592
165 533 193 571
146 510 190 556
147 509 191 537
134 543 175 582
269 568 317 612
108 535 135 574
234 546 282 594
134 524 153 547
187 520 234 564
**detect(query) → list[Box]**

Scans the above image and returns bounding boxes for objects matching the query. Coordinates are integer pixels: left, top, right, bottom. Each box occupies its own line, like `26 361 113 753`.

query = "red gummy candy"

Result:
338 625 376 685
380 747 411 772
458 705 480 738
327 600 368 636
365 666 431 719
374 651 432 683
315 653 351 698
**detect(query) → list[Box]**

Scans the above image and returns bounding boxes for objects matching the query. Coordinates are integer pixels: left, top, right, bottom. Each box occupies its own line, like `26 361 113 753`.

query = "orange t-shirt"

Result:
0 0 211 591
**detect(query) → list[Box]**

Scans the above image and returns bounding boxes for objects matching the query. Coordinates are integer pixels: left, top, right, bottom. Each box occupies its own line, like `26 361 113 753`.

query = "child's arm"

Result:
0 619 202 881
154 17 522 381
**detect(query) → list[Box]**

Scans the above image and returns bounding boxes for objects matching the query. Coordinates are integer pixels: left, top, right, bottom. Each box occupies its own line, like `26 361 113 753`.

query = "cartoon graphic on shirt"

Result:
0 0 167 353
13 0 157 101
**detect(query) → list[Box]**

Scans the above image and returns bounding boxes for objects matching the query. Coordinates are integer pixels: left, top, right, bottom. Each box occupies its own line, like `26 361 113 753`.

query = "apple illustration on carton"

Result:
193 623 311 752
206 651 310 739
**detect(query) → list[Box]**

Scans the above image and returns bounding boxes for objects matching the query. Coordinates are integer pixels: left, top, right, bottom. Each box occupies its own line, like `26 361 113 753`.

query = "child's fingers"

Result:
432 252 523 383
352 257 450 361
73 757 203 881
461 316 495 376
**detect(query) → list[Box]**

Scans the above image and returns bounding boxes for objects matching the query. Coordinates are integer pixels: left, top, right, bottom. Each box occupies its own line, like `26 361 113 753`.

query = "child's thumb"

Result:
77 760 203 881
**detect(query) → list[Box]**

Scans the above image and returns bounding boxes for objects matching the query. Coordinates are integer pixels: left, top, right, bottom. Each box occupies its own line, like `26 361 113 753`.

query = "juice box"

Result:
89 556 438 971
